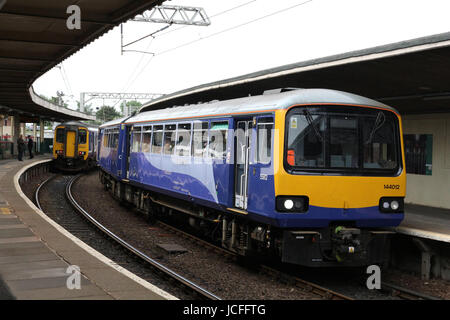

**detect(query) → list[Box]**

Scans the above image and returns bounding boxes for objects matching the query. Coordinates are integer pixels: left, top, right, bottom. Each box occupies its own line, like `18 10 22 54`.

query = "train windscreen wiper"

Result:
303 108 323 142
365 111 385 144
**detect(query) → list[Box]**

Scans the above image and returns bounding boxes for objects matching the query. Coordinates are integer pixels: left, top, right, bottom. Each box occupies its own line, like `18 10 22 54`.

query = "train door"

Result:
65 130 76 158
125 125 132 179
234 119 253 210
246 116 275 214
115 124 129 179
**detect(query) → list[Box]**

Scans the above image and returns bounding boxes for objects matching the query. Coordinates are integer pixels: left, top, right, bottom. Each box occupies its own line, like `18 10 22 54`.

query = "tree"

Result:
96 105 122 123
38 92 68 108
76 101 94 115
121 100 142 116
50 91 68 108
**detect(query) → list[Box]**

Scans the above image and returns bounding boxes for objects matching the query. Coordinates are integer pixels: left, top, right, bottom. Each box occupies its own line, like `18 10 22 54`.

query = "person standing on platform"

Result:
28 135 34 159
17 135 25 161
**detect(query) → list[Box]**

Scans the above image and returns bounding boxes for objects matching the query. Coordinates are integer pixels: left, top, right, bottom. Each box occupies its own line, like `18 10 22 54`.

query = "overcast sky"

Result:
33 0 450 110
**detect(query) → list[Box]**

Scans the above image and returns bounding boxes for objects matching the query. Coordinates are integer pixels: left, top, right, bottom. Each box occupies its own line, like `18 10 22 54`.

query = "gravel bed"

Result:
383 269 450 299
71 170 320 300
20 171 53 202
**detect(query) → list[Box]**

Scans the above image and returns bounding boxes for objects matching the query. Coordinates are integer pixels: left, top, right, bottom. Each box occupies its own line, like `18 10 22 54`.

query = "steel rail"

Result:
64 174 221 300
381 281 442 300
34 174 58 210
154 217 354 300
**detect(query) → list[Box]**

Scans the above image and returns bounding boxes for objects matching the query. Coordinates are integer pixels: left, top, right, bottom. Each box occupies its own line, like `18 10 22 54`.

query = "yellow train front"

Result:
271 102 406 266
52 121 98 172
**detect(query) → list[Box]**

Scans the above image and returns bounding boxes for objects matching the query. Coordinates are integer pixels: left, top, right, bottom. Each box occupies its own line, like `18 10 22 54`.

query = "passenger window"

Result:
176 123 191 156
56 128 65 143
89 132 93 152
142 126 152 153
151 125 163 154
257 118 273 164
108 132 112 148
192 122 208 158
113 132 119 149
78 129 87 144
131 127 141 152
102 132 107 148
209 122 228 160
163 124 176 155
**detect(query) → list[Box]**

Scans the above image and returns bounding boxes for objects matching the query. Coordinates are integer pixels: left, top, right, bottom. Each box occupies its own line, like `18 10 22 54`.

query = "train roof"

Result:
99 116 129 129
101 89 397 128
56 121 99 131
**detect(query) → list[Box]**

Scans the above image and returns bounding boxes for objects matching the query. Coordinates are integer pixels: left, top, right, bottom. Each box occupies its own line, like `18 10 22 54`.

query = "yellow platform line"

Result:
0 207 11 215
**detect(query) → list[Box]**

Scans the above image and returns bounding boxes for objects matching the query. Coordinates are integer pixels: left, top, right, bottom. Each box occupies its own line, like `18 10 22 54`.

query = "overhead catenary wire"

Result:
155 0 313 56
58 63 73 97
155 0 259 38
120 0 260 93
123 0 313 92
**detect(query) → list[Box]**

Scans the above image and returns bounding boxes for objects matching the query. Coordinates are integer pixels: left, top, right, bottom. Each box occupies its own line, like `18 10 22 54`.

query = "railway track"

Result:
35 173 221 300
145 203 444 301
380 281 442 300
155 220 354 300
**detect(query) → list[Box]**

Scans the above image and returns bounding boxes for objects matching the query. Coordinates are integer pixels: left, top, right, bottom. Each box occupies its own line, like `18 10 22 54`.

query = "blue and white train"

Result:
98 88 406 267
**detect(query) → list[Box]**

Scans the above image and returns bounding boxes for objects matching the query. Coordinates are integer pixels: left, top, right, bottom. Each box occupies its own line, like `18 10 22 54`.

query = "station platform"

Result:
395 204 450 243
0 155 175 300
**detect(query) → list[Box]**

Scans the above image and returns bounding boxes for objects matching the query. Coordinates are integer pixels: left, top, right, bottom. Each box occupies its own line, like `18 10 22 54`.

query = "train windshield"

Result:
285 106 401 175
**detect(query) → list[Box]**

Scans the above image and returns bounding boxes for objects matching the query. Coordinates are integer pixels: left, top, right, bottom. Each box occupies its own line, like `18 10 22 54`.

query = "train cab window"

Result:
175 123 191 156
329 117 358 168
192 122 208 158
78 129 87 144
163 124 176 155
287 112 326 168
56 128 65 143
131 126 141 153
257 118 274 164
209 121 228 160
142 126 152 153
151 125 163 154
286 106 400 175
362 112 398 170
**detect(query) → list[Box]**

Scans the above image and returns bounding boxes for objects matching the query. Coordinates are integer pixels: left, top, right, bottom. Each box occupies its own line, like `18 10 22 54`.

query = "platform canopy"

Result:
141 32 450 115
0 0 162 122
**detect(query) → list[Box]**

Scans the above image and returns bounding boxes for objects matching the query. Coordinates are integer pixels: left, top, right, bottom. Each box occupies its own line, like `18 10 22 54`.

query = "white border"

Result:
14 160 178 300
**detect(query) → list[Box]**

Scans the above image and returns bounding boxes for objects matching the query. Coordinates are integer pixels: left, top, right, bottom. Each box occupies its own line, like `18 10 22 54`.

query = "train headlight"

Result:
276 196 309 213
390 200 399 210
284 199 294 210
379 197 404 213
